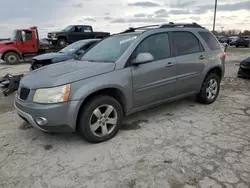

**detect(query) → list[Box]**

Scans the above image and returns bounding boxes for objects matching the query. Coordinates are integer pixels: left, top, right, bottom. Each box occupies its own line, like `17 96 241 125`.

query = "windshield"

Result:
81 33 139 62
62 25 73 31
10 30 19 41
59 40 88 54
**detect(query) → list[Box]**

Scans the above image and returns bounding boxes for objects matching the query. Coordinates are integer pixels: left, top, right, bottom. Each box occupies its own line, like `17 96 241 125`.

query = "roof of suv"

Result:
117 22 207 35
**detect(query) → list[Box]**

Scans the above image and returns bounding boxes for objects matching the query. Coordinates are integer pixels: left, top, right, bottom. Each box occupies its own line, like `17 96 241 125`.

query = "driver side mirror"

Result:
132 53 154 65
73 50 85 60
76 49 85 55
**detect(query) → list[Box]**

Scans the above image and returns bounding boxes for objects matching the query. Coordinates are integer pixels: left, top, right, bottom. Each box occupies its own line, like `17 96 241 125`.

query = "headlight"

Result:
33 84 71 104
50 33 57 38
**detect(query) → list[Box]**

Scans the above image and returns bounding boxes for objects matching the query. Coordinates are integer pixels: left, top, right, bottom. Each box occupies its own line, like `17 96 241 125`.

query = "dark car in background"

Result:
217 36 228 43
30 39 100 70
39 38 52 50
227 36 239 46
238 56 250 78
235 36 250 47
47 25 110 47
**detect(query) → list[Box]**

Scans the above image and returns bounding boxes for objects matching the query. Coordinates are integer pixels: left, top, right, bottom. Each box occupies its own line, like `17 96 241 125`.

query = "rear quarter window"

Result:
199 32 221 50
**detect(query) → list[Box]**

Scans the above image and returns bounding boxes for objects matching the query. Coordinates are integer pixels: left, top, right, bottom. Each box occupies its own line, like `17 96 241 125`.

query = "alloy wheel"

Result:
206 78 218 100
89 105 118 137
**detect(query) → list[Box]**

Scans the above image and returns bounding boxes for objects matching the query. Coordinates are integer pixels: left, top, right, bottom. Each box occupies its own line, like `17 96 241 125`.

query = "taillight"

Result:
223 52 226 60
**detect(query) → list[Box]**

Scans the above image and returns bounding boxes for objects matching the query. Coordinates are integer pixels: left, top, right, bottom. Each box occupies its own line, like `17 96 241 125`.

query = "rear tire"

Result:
196 73 220 104
4 52 20 65
77 95 123 143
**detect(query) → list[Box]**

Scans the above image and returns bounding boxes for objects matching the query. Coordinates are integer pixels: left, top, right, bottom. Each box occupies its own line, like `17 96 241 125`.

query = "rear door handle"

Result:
199 55 206 60
165 62 174 67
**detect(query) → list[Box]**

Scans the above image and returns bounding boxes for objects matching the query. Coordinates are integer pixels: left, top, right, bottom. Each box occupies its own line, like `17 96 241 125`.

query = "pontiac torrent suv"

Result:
15 23 225 143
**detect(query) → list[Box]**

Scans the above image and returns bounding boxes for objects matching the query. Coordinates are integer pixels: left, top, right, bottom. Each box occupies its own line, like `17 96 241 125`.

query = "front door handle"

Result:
199 55 206 60
165 62 174 67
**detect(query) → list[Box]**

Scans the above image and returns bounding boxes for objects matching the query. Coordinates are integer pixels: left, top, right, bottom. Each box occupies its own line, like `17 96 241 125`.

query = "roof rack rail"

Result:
121 24 160 33
119 22 204 34
160 22 204 28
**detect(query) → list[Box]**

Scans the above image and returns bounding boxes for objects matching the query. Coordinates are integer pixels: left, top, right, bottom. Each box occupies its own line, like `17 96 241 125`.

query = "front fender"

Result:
70 68 133 109
0 47 22 58
57 34 69 41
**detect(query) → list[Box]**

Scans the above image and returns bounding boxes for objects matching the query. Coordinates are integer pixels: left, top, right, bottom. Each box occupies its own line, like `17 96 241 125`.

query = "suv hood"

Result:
20 60 115 89
33 52 71 61
0 40 14 46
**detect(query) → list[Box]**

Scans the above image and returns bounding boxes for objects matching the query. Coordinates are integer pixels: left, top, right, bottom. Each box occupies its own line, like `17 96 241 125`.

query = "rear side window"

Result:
199 32 221 50
135 33 170 61
171 31 203 56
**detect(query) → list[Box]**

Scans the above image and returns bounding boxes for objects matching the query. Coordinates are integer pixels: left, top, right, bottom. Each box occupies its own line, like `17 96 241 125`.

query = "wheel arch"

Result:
206 66 223 81
2 50 22 60
198 66 223 92
57 35 68 42
75 87 127 130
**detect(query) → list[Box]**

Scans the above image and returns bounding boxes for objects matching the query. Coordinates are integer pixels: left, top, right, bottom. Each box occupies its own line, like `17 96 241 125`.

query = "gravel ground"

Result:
0 47 250 188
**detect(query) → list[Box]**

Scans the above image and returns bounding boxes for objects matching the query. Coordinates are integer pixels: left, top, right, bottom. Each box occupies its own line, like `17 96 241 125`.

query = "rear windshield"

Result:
199 32 221 50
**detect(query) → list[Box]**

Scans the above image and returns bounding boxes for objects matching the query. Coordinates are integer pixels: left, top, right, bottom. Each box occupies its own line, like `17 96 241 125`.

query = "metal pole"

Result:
213 0 218 33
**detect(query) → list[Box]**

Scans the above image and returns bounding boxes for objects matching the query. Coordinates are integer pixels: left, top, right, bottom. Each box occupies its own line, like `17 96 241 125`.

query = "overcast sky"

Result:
0 0 249 38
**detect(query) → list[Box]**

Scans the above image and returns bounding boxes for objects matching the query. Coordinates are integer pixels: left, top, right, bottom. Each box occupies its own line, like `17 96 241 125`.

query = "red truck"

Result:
0 27 53 65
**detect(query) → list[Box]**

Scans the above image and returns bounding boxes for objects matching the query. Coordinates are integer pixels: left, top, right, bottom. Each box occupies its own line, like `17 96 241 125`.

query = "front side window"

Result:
172 31 203 56
134 33 170 61
81 33 139 62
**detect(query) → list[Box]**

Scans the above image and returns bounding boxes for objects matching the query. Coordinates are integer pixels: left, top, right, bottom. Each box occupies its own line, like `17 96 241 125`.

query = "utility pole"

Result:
213 0 218 33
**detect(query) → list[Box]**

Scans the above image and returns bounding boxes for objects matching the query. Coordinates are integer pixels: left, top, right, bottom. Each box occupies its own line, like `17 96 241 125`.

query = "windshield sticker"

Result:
120 36 137 44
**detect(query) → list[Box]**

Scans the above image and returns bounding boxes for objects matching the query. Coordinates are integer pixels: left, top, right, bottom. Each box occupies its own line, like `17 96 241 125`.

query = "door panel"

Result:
132 58 177 107
175 53 207 94
17 30 36 53
170 31 207 95
131 32 177 108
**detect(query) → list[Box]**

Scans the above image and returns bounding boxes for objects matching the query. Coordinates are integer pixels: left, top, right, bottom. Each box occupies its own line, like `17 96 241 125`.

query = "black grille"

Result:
19 87 30 100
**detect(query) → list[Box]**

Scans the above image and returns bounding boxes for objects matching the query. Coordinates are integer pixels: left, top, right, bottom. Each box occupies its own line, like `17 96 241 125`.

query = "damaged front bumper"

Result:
237 64 250 78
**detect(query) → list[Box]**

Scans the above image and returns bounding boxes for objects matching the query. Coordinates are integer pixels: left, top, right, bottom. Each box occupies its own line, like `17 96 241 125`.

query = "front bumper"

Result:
14 97 81 132
237 66 250 78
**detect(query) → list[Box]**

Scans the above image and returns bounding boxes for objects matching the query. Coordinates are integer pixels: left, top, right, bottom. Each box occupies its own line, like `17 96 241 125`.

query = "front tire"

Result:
78 95 123 143
4 52 20 65
196 73 220 104
57 38 67 48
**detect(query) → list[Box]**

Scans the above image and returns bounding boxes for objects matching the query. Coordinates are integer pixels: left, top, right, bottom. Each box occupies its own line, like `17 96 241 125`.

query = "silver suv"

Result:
15 23 226 143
